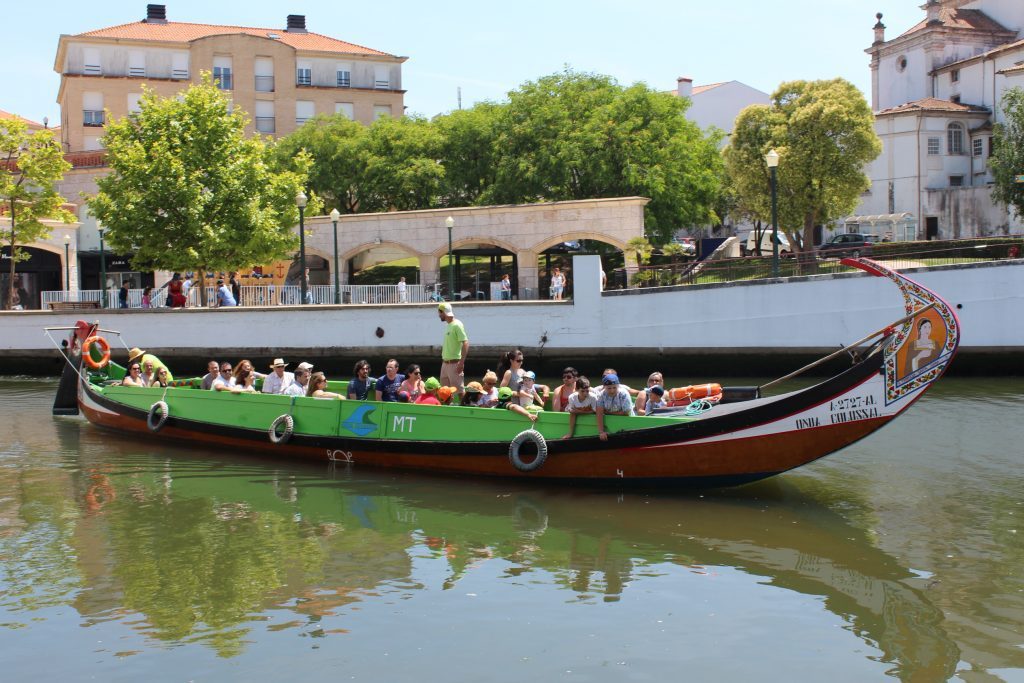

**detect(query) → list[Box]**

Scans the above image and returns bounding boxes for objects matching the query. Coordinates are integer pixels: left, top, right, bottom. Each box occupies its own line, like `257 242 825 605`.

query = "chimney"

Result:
145 4 167 24
677 76 693 98
873 13 886 44
286 14 307 33
926 0 941 25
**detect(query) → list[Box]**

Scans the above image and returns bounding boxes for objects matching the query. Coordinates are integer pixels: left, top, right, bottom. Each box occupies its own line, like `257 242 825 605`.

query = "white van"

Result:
742 229 791 256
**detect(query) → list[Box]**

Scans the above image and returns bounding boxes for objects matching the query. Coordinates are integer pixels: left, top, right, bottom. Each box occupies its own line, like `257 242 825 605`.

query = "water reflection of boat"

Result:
51 259 960 486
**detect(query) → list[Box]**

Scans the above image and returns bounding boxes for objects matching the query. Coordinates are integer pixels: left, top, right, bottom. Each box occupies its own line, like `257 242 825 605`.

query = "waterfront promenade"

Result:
2 256 1022 373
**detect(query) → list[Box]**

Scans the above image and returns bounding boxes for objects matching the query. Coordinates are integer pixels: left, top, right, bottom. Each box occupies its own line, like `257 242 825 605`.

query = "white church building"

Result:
849 0 1024 240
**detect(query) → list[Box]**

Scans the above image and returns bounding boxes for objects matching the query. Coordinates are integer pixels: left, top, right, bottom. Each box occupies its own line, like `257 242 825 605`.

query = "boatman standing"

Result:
438 302 468 395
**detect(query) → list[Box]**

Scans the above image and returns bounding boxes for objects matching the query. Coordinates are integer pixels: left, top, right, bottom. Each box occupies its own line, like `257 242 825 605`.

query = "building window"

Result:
255 101 275 134
127 93 142 115
213 57 233 90
947 122 965 155
335 102 354 119
337 70 351 88
297 67 311 86
373 105 392 119
973 138 984 157
171 53 189 80
129 51 146 78
374 65 390 89
296 101 314 126
949 175 964 187
254 58 274 92
83 48 101 75
896 55 907 72
83 136 104 151
927 137 940 155
83 110 104 126
83 92 103 127
951 69 960 83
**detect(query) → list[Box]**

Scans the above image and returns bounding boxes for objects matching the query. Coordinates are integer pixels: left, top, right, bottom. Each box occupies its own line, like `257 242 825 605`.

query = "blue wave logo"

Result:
342 405 377 436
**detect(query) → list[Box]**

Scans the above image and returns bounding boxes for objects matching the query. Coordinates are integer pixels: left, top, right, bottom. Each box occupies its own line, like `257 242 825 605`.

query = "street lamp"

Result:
296 191 308 305
63 234 71 296
330 208 341 304
445 216 454 298
98 227 108 308
765 149 780 278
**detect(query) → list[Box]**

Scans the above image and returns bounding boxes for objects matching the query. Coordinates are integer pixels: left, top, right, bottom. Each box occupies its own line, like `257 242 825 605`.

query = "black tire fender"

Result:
147 401 169 432
269 414 294 444
508 429 548 472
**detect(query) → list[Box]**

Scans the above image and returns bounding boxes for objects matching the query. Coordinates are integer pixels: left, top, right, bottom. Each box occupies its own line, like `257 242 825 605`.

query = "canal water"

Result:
1 376 1022 681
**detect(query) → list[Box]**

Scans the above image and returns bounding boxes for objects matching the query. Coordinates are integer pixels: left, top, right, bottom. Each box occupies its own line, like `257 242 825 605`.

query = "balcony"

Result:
255 75 275 92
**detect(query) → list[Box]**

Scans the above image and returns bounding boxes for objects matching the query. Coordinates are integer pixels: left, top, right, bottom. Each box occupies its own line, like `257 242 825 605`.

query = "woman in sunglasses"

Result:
151 367 170 388
307 372 345 400
399 364 425 401
120 363 146 387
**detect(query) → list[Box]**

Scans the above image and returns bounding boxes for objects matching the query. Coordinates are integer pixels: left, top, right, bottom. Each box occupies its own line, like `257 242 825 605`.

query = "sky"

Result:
2 0 927 125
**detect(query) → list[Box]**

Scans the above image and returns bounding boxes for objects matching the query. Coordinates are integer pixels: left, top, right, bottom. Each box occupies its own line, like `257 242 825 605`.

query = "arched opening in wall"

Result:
444 242 515 301
2 246 62 310
348 243 420 286
537 239 625 296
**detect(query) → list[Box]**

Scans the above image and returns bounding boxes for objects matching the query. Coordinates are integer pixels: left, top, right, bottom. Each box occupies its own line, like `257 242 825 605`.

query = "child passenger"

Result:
645 385 667 415
562 376 597 439
518 371 544 411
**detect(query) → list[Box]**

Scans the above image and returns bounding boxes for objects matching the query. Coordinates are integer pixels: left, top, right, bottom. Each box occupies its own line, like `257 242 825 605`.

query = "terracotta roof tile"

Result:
76 21 395 57
899 7 1013 39
877 97 990 115
691 82 725 96
0 109 45 128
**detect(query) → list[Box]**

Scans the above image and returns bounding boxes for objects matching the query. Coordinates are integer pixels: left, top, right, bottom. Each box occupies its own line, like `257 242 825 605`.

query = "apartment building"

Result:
54 4 407 153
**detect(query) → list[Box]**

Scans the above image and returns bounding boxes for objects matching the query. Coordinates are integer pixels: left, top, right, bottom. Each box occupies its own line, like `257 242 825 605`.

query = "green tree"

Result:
434 103 502 206
486 70 723 243
990 87 1024 219
89 74 311 305
271 113 367 213
359 115 444 212
0 120 72 309
725 79 881 258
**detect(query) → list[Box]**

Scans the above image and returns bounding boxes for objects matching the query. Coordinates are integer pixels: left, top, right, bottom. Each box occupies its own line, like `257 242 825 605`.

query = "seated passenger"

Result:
551 367 578 412
307 372 345 399
397 390 411 403
461 381 485 406
634 372 665 415
497 386 538 423
437 386 457 405
645 385 667 414
348 360 376 400
375 359 405 402
200 360 220 390
262 358 295 395
595 373 634 441
602 368 638 397
212 362 239 392
562 376 596 439
128 347 174 381
479 371 499 407
140 359 156 387
233 359 258 392
518 372 544 411
120 362 146 387
416 377 442 405
400 364 425 401
152 367 170 388
283 366 311 397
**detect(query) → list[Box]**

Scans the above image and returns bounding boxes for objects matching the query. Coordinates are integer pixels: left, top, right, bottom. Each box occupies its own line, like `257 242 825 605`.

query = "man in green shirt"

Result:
438 302 468 394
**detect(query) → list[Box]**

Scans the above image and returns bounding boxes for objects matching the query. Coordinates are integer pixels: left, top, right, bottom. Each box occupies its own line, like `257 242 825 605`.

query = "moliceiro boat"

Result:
50 259 959 486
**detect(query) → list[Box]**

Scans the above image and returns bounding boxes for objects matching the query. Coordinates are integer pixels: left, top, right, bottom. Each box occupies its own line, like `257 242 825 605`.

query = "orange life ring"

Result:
666 383 723 407
82 335 111 369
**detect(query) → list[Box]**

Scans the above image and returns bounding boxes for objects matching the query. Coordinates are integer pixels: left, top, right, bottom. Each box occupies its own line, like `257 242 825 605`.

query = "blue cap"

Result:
524 371 536 380
602 373 619 385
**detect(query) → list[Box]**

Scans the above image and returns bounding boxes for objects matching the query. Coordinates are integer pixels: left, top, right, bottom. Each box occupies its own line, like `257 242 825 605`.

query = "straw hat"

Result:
269 358 289 368
127 347 146 363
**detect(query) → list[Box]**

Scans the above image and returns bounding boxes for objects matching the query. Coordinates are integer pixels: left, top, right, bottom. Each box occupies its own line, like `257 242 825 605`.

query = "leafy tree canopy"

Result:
89 74 312 302
990 87 1024 219
1 119 72 309
724 79 881 252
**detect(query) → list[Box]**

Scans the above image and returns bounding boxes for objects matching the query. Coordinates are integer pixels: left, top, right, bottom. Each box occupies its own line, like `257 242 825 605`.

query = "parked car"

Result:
741 229 791 257
816 233 878 258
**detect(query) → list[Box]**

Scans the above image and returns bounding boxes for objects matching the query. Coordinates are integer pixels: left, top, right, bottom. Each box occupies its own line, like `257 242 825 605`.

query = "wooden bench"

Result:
48 301 101 311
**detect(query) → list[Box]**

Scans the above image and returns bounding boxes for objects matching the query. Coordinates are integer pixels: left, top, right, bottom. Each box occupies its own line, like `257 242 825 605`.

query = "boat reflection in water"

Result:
1 413 963 680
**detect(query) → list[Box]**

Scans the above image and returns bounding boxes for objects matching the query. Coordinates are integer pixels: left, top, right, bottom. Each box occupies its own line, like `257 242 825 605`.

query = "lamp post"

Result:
330 208 341 304
445 216 454 298
63 234 71 296
98 228 107 308
765 149 780 278
296 191 308 305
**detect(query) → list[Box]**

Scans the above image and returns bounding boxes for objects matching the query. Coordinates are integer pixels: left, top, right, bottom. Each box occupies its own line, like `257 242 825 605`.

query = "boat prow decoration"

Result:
52 259 959 487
